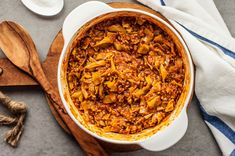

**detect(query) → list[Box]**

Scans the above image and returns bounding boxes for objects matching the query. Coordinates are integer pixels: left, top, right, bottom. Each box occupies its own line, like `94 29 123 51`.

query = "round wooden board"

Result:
44 2 171 152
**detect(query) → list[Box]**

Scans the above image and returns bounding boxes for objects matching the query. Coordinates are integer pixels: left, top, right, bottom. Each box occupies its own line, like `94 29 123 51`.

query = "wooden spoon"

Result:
0 21 107 156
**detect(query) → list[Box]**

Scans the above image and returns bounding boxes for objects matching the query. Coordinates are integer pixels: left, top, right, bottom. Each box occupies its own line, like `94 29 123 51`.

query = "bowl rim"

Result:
57 8 195 145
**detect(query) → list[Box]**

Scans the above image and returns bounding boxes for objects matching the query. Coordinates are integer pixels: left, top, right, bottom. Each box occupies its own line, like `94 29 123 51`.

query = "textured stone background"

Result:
1 0 234 155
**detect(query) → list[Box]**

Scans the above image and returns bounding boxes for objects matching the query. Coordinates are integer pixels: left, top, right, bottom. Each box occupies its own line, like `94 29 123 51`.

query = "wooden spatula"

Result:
0 21 107 156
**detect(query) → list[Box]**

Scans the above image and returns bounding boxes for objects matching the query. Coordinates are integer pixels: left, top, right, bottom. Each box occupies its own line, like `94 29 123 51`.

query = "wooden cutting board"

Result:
0 2 170 152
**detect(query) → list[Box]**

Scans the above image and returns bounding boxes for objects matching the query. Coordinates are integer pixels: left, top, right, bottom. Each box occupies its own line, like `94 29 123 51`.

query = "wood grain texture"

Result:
0 2 170 153
0 58 37 86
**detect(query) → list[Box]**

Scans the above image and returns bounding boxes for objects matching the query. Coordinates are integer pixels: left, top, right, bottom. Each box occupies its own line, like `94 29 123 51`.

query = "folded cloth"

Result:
136 0 235 155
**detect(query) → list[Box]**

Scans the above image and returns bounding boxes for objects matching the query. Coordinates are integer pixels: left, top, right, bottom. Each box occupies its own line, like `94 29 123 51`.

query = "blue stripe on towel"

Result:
160 0 166 6
180 25 235 59
231 149 235 156
199 105 235 144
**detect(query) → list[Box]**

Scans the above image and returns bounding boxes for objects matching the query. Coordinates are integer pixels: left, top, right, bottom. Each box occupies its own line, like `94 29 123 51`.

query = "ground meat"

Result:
67 16 185 134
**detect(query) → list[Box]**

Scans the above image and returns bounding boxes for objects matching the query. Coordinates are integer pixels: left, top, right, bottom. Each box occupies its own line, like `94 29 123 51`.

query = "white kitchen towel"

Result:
136 0 235 155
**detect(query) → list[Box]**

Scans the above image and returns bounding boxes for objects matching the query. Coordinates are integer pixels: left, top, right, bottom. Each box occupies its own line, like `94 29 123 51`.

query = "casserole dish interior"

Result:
59 11 192 142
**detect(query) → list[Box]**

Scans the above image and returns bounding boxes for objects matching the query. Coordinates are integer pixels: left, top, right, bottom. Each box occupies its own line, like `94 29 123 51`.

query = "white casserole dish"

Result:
57 1 194 151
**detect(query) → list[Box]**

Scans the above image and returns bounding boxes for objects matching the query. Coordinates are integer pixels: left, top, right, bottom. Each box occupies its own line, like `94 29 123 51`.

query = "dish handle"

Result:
62 1 114 44
139 109 188 151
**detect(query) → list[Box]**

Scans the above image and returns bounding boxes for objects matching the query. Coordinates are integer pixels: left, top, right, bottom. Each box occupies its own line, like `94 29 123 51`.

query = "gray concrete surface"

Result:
0 0 234 155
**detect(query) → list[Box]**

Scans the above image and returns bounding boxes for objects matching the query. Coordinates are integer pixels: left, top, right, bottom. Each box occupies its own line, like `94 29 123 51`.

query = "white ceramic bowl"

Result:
21 0 64 16
57 1 194 151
